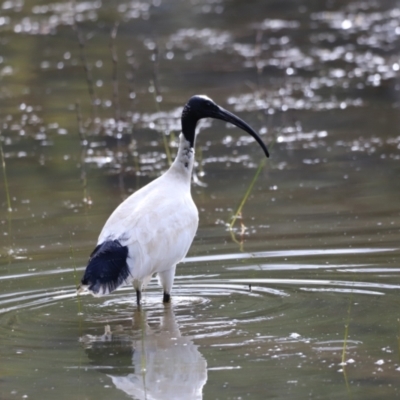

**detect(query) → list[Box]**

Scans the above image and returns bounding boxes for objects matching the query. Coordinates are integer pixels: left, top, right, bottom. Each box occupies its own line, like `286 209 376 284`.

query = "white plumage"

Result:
78 95 269 306
96 137 197 298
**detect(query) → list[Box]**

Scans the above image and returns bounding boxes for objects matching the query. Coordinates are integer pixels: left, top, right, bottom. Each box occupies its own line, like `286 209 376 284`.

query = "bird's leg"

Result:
163 292 171 303
158 266 176 304
133 279 143 308
136 289 141 307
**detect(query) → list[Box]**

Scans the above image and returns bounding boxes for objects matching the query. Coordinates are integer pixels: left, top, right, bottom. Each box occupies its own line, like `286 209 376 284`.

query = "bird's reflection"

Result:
83 305 207 400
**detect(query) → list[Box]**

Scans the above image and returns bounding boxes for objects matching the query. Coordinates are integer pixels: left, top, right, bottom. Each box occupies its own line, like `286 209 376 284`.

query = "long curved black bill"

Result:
213 107 269 158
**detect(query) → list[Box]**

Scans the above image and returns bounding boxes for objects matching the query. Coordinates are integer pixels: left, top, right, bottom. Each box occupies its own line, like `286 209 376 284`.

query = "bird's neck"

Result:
181 105 197 147
168 134 195 181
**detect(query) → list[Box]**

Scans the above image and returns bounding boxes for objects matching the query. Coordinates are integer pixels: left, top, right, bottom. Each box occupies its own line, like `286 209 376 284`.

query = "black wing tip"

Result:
80 240 131 296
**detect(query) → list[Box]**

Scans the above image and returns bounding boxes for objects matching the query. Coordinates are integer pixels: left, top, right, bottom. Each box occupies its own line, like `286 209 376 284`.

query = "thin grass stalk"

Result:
151 42 161 100
108 23 127 199
397 319 400 363
150 79 172 166
0 134 12 266
69 233 82 316
130 145 141 190
160 124 172 166
341 294 353 365
71 273 83 380
341 292 353 396
71 240 84 399
110 22 121 124
255 28 263 90
76 102 91 210
126 50 137 107
192 145 207 187
150 41 172 165
72 0 97 121
125 51 141 187
0 135 11 214
229 157 266 230
229 217 245 252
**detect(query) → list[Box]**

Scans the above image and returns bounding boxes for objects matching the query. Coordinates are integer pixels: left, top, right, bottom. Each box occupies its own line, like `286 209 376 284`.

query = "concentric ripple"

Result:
0 243 399 399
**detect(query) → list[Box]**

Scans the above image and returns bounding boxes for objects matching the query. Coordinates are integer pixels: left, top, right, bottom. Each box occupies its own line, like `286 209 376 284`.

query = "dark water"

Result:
1 0 400 399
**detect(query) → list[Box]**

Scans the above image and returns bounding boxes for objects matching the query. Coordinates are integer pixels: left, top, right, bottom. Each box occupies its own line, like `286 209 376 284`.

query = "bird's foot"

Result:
163 292 171 303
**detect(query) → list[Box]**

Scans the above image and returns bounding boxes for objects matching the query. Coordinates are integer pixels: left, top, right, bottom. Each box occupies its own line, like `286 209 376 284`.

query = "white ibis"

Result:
78 95 269 306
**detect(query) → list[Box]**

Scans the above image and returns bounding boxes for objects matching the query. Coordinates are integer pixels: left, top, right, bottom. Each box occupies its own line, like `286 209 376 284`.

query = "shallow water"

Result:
1 0 400 399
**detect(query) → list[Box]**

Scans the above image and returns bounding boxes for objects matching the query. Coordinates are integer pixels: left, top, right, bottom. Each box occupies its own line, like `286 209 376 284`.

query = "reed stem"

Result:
341 294 353 365
75 102 91 209
72 0 97 121
110 22 121 124
150 78 172 166
149 40 172 165
397 319 400 364
341 293 353 396
126 50 137 107
229 158 266 230
0 134 12 266
69 233 82 315
0 135 11 214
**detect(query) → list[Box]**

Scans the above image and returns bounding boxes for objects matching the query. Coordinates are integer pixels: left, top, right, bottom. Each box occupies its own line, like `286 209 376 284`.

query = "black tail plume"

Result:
80 240 130 295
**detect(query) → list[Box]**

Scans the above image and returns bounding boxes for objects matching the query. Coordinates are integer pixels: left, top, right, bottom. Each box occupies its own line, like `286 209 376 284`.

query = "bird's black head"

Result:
182 95 221 120
181 95 269 158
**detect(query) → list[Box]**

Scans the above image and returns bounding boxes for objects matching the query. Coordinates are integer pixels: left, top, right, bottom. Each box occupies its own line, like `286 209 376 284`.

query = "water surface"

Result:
0 0 400 399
